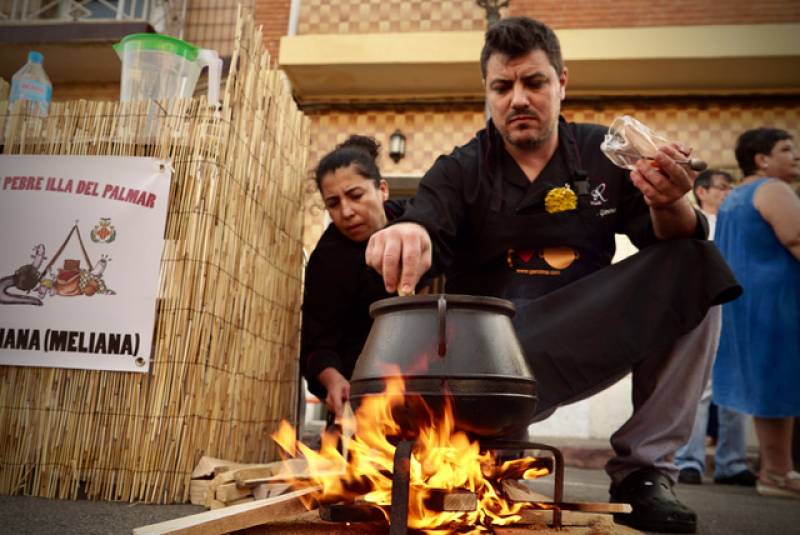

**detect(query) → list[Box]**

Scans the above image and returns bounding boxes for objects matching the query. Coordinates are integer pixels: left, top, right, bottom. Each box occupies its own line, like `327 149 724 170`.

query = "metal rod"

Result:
389 440 414 535
483 440 565 529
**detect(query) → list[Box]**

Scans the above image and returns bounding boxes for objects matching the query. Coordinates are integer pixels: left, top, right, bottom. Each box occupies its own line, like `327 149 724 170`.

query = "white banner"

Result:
0 155 171 373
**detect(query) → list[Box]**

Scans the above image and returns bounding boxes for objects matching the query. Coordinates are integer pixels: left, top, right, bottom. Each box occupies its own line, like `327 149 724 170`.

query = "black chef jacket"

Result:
393 118 742 414
398 117 708 299
301 199 407 401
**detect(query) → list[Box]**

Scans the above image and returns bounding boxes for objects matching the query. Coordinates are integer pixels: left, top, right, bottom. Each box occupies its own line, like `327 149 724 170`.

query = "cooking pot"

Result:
349 294 537 438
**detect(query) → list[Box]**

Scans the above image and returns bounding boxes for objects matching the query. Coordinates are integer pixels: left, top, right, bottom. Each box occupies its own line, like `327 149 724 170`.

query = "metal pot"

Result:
349 294 537 438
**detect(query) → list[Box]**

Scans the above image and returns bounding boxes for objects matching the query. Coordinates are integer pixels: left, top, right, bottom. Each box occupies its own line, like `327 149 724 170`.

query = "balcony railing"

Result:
0 0 187 37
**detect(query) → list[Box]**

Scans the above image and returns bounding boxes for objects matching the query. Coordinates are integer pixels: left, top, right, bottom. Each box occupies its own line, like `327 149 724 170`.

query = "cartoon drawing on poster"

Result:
0 222 117 306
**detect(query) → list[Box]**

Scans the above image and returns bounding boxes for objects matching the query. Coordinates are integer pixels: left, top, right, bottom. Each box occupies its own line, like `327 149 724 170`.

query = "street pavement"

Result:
1 466 798 534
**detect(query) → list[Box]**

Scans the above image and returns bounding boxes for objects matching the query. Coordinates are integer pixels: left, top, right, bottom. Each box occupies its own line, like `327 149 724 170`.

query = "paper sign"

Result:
0 155 171 372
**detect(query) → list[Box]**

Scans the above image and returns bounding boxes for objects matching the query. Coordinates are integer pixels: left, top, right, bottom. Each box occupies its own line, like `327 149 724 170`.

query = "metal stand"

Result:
319 439 566 533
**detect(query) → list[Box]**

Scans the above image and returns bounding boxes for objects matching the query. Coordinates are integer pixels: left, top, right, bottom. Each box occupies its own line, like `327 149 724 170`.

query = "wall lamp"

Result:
388 129 406 163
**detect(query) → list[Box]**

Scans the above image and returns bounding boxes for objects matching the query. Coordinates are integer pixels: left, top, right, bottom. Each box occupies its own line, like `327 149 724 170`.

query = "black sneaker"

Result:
715 469 757 486
610 468 697 533
678 468 703 485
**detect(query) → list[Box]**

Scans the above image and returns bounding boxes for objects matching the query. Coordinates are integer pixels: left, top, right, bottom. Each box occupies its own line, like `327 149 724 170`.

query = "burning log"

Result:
424 488 478 512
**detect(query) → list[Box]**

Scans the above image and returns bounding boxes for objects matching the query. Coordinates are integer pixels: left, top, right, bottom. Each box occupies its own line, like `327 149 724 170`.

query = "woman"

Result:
713 127 800 499
300 135 409 421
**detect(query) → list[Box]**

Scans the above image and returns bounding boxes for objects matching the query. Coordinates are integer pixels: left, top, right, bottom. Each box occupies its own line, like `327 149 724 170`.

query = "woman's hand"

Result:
317 367 350 419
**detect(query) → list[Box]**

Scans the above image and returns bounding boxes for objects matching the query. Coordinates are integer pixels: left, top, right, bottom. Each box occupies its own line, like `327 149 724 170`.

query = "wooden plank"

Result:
215 482 253 503
189 480 212 506
192 456 234 479
132 486 319 535
234 459 310 487
500 479 631 513
238 472 343 487
426 489 477 512
252 483 290 500
517 508 614 527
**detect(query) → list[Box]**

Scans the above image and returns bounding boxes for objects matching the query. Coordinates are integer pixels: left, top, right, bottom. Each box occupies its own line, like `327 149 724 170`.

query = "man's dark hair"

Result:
692 169 733 209
480 16 564 79
314 135 382 189
734 127 793 176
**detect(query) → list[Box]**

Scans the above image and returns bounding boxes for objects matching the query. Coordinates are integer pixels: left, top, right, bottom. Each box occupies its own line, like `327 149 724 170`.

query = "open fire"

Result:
271 376 554 534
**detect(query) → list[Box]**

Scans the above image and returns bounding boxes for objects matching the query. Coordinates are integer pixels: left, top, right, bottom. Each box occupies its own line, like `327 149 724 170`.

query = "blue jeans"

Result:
675 383 749 478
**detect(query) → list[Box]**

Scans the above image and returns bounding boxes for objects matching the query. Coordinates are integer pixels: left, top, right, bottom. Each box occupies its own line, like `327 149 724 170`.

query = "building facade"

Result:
270 0 800 440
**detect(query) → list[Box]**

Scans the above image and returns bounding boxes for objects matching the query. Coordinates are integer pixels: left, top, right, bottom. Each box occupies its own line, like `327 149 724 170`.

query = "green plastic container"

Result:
114 33 221 105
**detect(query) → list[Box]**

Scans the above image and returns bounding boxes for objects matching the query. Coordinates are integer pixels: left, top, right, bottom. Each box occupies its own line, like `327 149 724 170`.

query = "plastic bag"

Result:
600 115 671 171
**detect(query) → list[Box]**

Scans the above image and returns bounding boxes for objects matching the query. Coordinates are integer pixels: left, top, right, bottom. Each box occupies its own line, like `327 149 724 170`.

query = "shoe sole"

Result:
756 482 800 499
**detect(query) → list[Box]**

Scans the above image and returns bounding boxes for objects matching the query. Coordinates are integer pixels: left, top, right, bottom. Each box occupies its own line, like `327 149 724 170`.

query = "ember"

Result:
271 376 553 534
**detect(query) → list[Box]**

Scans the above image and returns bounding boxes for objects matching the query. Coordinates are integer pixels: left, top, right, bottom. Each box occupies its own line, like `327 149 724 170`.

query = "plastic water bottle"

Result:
8 51 52 133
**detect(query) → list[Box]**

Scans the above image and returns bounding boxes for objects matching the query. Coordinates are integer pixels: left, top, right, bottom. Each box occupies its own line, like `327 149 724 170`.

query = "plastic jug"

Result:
114 33 222 106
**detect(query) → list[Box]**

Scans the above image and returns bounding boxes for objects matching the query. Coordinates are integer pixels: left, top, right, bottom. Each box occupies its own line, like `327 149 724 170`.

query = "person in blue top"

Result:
713 127 800 500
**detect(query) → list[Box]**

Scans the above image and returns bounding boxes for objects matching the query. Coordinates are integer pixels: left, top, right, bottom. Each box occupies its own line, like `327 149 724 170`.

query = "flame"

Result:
270 376 549 533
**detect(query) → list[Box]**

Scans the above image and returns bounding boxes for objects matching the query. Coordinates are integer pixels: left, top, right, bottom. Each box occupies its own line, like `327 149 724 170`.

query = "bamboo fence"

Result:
0 9 310 503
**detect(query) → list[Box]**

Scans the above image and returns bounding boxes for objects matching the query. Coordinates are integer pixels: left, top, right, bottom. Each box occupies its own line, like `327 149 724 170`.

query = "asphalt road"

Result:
0 467 798 534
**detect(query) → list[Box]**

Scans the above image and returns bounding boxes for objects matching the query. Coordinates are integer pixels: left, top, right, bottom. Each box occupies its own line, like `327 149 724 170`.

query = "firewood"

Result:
189 480 212 506
133 486 319 535
227 496 256 506
191 456 233 479
234 458 309 487
501 480 632 513
425 488 477 512
253 483 291 500
517 508 614 527
215 482 253 503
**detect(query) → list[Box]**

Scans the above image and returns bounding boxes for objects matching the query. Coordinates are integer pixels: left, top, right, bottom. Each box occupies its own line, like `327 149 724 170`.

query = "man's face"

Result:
696 174 733 214
484 49 567 152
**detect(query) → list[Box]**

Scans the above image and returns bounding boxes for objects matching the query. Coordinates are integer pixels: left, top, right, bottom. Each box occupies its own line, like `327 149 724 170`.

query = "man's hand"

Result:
365 223 432 294
317 367 350 419
630 144 694 208
631 144 699 239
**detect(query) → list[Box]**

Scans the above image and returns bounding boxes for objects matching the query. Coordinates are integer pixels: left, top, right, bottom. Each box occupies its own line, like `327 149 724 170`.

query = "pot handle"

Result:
437 295 447 356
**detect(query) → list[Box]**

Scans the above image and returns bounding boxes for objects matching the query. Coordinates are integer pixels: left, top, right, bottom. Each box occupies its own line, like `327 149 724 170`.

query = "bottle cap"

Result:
28 51 44 64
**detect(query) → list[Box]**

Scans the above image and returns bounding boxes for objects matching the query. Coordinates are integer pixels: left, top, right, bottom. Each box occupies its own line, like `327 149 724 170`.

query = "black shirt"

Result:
300 199 407 401
397 118 707 299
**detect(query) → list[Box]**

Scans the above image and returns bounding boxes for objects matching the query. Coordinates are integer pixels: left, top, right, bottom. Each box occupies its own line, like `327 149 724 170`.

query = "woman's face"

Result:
762 138 800 182
320 164 389 242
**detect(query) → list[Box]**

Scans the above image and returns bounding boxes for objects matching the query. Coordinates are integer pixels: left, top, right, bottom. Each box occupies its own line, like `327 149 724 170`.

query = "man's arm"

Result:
629 145 700 239
366 155 467 293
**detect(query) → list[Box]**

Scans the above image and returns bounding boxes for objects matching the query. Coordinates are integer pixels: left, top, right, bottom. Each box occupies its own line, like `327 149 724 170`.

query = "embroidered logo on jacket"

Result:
544 185 577 214
590 183 608 206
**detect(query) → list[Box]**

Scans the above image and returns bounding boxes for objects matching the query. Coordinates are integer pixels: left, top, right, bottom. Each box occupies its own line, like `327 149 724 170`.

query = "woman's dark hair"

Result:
480 16 563 79
735 127 793 176
314 135 381 189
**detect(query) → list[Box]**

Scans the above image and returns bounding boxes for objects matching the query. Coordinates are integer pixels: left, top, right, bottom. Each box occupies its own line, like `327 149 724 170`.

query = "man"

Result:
366 17 741 533
675 170 757 487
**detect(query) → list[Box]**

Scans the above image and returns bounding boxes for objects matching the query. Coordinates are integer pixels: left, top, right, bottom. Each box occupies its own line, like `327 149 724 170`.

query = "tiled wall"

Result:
302 97 800 253
510 0 800 28
296 0 498 35
294 0 799 36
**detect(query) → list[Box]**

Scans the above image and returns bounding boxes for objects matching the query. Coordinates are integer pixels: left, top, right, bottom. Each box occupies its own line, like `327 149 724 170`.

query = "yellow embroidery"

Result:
544 185 577 214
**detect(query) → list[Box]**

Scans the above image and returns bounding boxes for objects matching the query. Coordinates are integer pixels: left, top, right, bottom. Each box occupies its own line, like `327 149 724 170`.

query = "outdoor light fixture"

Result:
477 0 508 26
388 129 406 163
